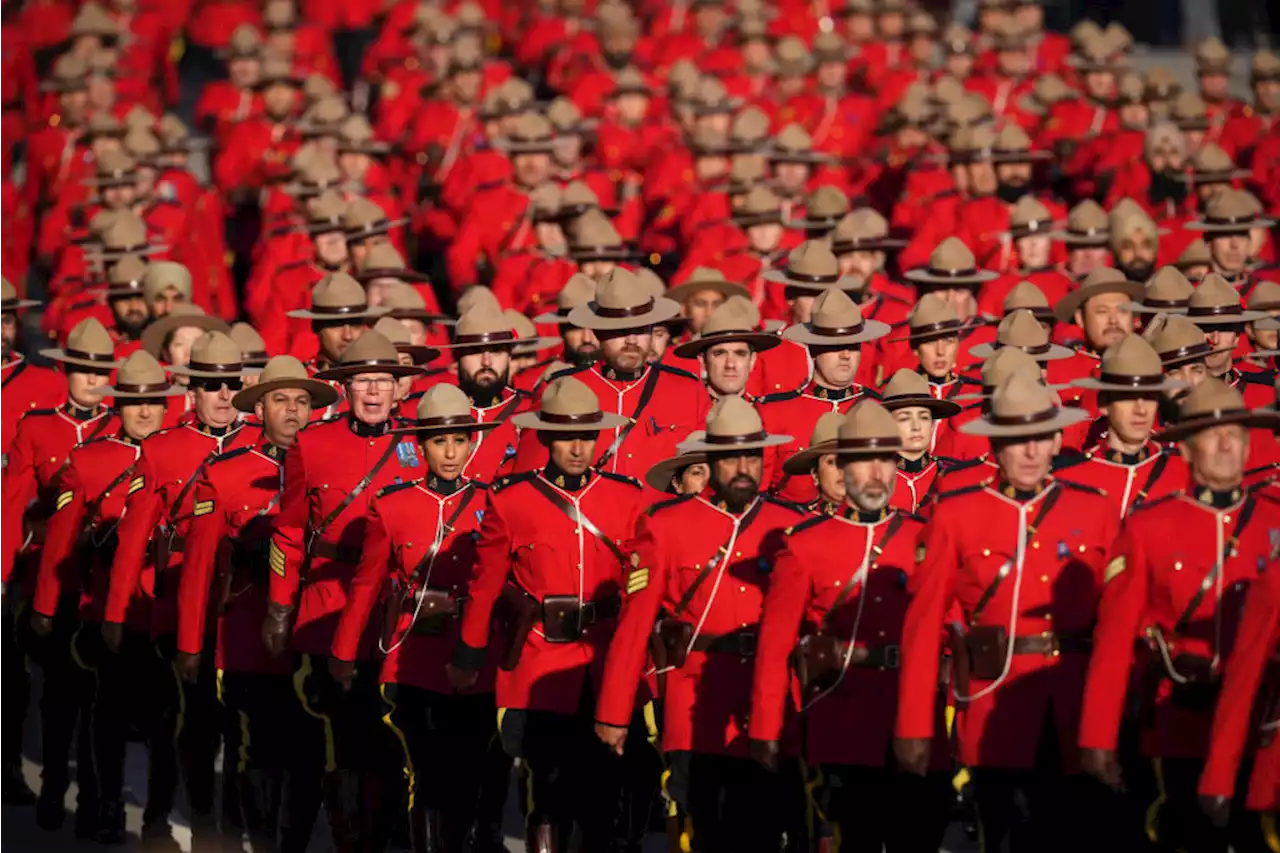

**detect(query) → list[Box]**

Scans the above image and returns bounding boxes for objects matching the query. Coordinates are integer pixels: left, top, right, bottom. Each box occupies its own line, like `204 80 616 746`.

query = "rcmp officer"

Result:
1 318 118 817
176 356 337 852
1185 274 1272 401
776 411 846 515
752 401 954 853
879 368 963 513
1 281 67 461
1049 266 1146 391
30 352 186 843
664 267 751 338
520 273 601 390
895 371 1118 853
1126 265 1196 317
331 384 506 853
514 268 711 484
757 286 890 499
1080 379 1280 853
595 396 804 853
1053 335 1190 518
103 331 258 847
669 294 780 401
264 331 423 853
452 377 649 853
902 238 1002 372
644 433 711 497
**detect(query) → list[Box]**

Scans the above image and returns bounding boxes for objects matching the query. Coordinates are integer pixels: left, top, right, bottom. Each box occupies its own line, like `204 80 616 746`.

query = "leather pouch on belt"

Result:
541 595 581 643
497 584 538 670
652 619 693 669
966 625 1009 681
408 587 459 637
793 634 843 695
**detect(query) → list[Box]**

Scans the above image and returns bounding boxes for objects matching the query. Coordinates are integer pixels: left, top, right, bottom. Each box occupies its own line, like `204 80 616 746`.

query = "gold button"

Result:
1174 561 1183 571
1040 575 1049 583
1225 515 1232 523
835 580 843 587
1078 544 1086 553
243 505 249 510
982 548 991 557
739 585 746 592
49 456 56 462
574 527 581 534
1031 541 1040 549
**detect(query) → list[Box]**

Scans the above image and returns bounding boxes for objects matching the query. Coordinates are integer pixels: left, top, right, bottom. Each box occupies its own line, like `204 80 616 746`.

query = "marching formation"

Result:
3 1 1280 852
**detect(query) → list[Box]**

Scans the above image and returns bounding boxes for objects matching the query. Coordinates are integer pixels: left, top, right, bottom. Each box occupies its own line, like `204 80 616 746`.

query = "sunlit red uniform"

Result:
1051 440 1188 520
1 354 68 459
758 382 878 503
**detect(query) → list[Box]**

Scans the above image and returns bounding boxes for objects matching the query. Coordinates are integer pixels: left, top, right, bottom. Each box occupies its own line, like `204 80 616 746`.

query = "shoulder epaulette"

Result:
1129 491 1178 514
1051 450 1090 471
857 387 882 401
784 514 832 536
934 482 986 502
20 407 58 420
647 491 696 515
939 455 985 472
209 445 254 466
757 388 801 405
1056 478 1106 497
468 478 491 491
376 479 424 498
764 494 806 514
597 470 643 489
654 362 699 382
492 470 537 493
548 362 590 380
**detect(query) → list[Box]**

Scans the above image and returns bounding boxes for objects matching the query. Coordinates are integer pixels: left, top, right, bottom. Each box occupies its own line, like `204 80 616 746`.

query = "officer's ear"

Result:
1073 309 1085 329
255 400 266 422
747 351 758 373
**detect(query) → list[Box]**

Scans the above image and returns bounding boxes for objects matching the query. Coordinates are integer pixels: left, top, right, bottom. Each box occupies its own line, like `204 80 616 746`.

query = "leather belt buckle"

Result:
736 632 757 657
883 644 901 669
1043 631 1060 659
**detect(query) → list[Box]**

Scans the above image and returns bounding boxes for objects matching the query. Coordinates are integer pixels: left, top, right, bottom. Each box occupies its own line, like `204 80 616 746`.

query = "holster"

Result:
947 624 971 697
540 595 581 643
1148 626 1220 712
793 635 844 697
406 587 461 637
965 625 1008 681
650 619 693 670
496 584 538 671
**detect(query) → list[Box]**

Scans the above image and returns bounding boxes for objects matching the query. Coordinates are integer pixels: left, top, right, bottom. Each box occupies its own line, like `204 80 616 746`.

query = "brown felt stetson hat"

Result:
959 370 1091 437
673 295 780 357
1186 273 1267 326
1125 266 1194 315
533 273 597 324
85 213 165 260
763 241 863 293
1154 377 1280 442
955 347 1063 401
904 238 999 287
141 305 233 358
645 431 708 492
677 394 793 453
302 191 348 234
41 54 89 94
511 375 630 432
1187 188 1276 233
84 150 139 188
891 293 965 344
96 350 186 399
391 383 502 435
440 304 556 352
768 123 832 165
1004 197 1056 239
343 197 407 242
835 399 907 454
1051 199 1110 246
566 267 682 331
380 282 449 325
1072 334 1188 393
969 310 1075 361
286 155 344 198
255 55 304 89
666 267 751 305
103 255 148 297
1149 314 1233 369
1002 280 1056 323
785 186 850 232
781 410 846 474
1248 281 1280 313
229 322 269 366
337 115 392 157
731 186 785 228
1174 238 1212 274
506 310 560 356
566 210 640 263
295 95 349 139
494 113 558 155
231 354 338 411
353 244 431 285
879 368 963 417
373 316 438 364
1189 143 1250 184
313 330 424 381
39 318 122 370
989 123 1052 164
829 208 907 254
168 330 264 379
2 278 39 312
782 287 891 347
1053 266 1146 322
287 272 389 321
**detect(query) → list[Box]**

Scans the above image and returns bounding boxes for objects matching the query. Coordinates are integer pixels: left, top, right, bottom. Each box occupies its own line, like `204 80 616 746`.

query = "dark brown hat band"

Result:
1144 297 1191 308
346 220 391 235
835 436 903 450
101 242 153 254
1188 304 1242 317
1012 219 1052 233
1098 372 1166 387
539 410 604 425
243 350 269 363
453 331 517 345
65 348 116 363
809 320 866 337
310 303 372 315
989 405 1062 426
704 430 770 445
924 266 981 279
114 382 173 394
784 269 840 284
594 297 656 319
1067 226 1107 238
996 340 1052 355
1201 214 1256 228
418 414 482 427
909 319 964 337
340 359 402 371
1159 340 1212 362
188 360 245 373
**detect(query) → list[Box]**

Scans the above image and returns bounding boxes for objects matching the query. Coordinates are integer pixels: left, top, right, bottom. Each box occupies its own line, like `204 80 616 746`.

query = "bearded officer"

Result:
752 401 953 853
595 396 806 853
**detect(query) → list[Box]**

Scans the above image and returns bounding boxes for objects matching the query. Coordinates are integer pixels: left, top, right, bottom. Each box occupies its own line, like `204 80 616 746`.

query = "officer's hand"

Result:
101 621 124 655
1199 795 1230 829
329 658 355 692
446 663 478 692
893 737 931 776
749 739 780 772
594 723 628 756
1080 748 1124 792
175 652 201 684
261 603 294 658
29 612 53 640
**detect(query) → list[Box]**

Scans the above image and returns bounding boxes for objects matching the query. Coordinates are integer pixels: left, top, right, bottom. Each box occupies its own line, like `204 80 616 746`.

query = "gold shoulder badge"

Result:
56 490 74 512
916 542 927 564
128 476 145 495
1104 555 1126 583
269 542 287 578
626 567 649 595
193 500 215 517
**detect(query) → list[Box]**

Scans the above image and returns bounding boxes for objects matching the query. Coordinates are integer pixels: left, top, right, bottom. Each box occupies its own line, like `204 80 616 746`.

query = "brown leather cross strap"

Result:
674 498 768 617
307 436 402 553
83 460 141 529
596 366 662 470
821 513 908 631
968 484 1064 625
1129 453 1171 511
405 483 482 588
527 476 627 565
1175 495 1257 634
1 359 26 390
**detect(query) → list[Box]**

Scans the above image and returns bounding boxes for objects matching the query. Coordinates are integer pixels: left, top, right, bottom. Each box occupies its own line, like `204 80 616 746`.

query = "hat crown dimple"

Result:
730 107 770 143
996 309 1051 349
1192 143 1236 173
101 213 150 249
839 208 891 241
807 186 849 218
229 322 266 353
729 157 766 183
1101 334 1164 377
1179 376 1246 420
562 180 598 207
990 370 1059 421
505 310 537 339
116 350 169 386
595 268 649 310
1067 199 1109 231
457 286 501 316
994 123 1032 151
702 296 760 336
361 243 409 273
739 185 781 215
339 114 375 144
1010 196 1051 227
837 399 900 444
382 282 427 312
704 394 767 440
571 209 623 247
1151 314 1209 353
558 274 597 311
415 383 474 421
881 368 932 400
66 318 115 356
980 347 1039 385
189 331 242 367
546 97 582 131
1248 280 1280 308
1004 280 1049 310
454 305 512 337
808 410 845 446
1177 238 1211 266
1190 273 1240 309
108 255 148 286
256 355 312 386
1145 266 1194 299
342 197 388 228
1203 187 1255 221
2 279 16 301
928 237 978 271
308 190 346 222
311 272 369 309
95 149 136 177
810 287 865 328
910 292 960 327
786 241 839 277
124 128 161 158
775 123 813 152
541 376 605 419
373 316 410 345
337 330 399 366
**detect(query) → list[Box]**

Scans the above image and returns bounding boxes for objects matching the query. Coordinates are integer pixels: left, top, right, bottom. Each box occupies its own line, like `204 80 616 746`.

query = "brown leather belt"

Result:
691 630 758 656
1010 631 1092 657
537 594 622 643
848 643 902 669
311 540 361 563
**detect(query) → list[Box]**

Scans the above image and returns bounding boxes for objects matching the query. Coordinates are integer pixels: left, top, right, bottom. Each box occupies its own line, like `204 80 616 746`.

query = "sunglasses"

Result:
193 378 244 393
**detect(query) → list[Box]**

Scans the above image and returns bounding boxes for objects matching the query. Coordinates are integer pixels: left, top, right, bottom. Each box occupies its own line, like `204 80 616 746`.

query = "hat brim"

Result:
86 243 167 260
967 341 1076 362
512 336 562 355
781 439 838 475
312 362 425 381
1124 300 1190 315
958 405 1091 437
1159 343 1236 369
672 330 782 358
1054 281 1146 322
83 173 140 188
1185 217 1276 232
509 410 631 431
781 318 892 347
566 296 682 331
389 418 504 435
345 218 410 241
395 343 443 364
665 279 752 304
644 451 709 492
566 246 644 263
761 270 866 292
881 393 963 418
532 309 573 324
1051 231 1110 246
1072 375 1189 393
1187 309 1269 326
140 315 234 358
767 149 834 165
353 267 432 285
231 376 340 412
285 306 389 321
677 432 795 453
36 349 122 371
1153 409 1280 443
904 268 1001 286
95 382 188 400
830 237 908 253
169 364 265 379
953 380 1070 402
492 138 558 155
889 321 968 344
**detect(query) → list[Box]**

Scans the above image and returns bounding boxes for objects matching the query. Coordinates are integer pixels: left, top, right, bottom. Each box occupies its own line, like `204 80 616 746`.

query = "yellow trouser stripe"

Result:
1146 757 1166 845
379 685 415 812
1263 812 1278 853
659 768 678 818
215 669 225 705
293 654 336 773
